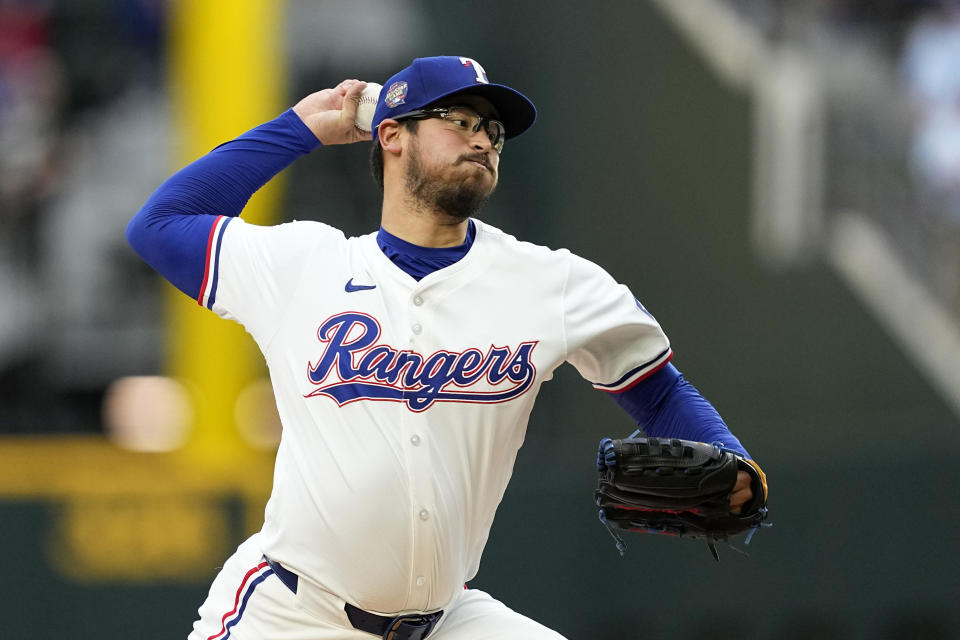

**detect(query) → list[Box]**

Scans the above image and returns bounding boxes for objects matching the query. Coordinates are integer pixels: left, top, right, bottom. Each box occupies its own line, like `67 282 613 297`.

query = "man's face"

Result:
401 95 502 222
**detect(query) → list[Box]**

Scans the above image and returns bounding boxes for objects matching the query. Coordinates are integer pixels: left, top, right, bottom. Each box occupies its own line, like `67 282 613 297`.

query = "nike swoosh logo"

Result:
345 278 377 293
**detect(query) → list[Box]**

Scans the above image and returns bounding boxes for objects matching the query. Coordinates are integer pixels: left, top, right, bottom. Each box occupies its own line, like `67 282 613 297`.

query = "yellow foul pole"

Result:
167 0 286 468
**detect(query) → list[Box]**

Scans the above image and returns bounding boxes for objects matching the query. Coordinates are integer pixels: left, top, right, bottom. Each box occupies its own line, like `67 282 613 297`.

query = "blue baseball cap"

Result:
370 55 537 142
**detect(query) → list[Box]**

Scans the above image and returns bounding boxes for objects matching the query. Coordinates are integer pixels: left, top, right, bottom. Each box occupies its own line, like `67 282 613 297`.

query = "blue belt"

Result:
262 556 443 640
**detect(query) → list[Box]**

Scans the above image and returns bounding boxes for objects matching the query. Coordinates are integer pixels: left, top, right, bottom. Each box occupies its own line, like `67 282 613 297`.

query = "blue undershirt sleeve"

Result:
609 363 749 457
126 109 320 300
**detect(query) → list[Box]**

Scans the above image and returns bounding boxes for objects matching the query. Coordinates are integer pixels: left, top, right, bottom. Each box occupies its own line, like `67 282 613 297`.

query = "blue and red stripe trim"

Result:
592 347 673 393
197 215 233 309
206 560 274 640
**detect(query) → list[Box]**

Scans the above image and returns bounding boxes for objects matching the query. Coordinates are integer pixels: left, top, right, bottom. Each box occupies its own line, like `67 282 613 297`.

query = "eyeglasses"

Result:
393 105 506 153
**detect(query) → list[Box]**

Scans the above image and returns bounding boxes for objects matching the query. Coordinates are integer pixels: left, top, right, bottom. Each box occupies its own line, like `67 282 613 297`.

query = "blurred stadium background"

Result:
2 0 960 638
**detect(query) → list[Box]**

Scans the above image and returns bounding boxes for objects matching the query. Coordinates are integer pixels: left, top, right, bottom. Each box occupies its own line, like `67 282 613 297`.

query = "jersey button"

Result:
416 576 426 587
412 323 423 335
410 434 421 446
413 295 424 306
419 509 430 521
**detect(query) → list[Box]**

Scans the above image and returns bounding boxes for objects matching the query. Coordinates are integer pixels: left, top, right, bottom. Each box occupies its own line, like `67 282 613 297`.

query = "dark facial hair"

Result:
403 136 496 222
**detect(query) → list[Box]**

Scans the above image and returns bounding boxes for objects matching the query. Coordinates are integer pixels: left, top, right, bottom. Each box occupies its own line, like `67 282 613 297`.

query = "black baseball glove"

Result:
595 435 768 560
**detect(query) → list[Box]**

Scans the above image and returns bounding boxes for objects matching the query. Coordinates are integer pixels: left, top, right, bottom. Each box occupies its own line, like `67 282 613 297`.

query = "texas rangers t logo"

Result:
305 312 537 412
459 57 489 84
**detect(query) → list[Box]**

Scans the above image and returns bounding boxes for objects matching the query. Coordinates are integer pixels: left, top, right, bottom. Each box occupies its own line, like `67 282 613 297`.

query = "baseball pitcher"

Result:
127 55 767 640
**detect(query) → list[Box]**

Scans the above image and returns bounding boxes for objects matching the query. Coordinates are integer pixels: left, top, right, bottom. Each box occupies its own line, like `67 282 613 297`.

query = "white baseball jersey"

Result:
207 216 671 615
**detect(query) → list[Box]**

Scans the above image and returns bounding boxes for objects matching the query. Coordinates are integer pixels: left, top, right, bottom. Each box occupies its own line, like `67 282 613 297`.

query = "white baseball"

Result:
354 82 382 133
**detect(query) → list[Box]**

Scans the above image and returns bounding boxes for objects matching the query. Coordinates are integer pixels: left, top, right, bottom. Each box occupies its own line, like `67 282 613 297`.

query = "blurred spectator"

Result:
0 0 168 433
35 0 169 429
0 0 64 370
901 1 960 217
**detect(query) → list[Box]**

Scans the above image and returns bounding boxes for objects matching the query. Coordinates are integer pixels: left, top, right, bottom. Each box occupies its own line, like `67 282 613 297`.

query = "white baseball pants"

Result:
187 534 567 640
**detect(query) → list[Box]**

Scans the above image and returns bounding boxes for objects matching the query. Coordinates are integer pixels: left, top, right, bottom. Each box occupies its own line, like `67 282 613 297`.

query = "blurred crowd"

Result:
739 0 960 216
0 0 426 436
0 0 166 433
726 0 960 305
901 2 960 216
4 0 960 434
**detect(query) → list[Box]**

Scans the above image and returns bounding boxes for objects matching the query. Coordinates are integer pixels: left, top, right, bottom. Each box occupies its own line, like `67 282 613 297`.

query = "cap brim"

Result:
426 83 537 140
